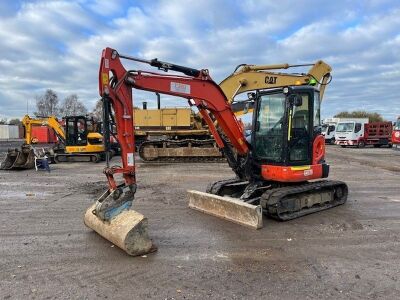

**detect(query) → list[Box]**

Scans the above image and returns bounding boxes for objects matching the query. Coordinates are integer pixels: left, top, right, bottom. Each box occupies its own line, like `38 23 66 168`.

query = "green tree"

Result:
334 111 384 122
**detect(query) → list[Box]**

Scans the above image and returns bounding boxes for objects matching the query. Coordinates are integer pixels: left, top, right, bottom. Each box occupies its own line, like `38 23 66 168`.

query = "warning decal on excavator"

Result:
170 82 191 94
102 73 109 85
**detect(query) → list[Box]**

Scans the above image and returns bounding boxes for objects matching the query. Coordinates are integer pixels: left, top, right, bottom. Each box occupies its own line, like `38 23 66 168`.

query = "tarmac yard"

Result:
0 143 399 299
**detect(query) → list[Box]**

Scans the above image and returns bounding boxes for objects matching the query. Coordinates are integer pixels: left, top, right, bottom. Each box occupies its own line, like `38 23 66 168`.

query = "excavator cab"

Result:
251 86 323 174
65 116 89 146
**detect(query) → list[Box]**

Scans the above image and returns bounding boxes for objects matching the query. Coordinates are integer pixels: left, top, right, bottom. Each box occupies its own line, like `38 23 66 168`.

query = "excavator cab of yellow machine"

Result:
54 116 107 163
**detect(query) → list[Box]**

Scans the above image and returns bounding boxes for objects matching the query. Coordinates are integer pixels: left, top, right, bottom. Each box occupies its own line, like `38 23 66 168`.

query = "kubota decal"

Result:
170 82 191 94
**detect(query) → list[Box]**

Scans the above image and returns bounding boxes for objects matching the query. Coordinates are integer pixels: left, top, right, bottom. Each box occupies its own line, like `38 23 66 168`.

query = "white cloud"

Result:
0 0 399 121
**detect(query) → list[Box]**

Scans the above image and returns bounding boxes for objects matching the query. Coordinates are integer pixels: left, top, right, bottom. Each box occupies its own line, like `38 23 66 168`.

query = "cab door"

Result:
286 91 315 165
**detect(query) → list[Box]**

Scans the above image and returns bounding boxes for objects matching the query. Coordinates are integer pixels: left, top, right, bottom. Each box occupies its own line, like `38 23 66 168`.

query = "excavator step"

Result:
84 204 155 256
187 190 263 229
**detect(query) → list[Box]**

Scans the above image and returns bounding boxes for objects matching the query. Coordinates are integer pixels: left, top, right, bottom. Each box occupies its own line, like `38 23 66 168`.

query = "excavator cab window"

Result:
65 116 88 146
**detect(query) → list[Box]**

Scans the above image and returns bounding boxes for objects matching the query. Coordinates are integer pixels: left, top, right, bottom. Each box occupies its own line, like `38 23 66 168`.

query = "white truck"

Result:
321 117 340 144
334 118 369 147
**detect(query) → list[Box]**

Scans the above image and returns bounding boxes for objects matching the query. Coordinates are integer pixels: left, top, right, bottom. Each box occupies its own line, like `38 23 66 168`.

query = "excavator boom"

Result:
220 60 332 104
22 114 66 144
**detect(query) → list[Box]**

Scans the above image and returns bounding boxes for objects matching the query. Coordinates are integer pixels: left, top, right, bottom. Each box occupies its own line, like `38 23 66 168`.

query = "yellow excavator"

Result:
138 61 332 161
0 115 108 170
56 115 106 163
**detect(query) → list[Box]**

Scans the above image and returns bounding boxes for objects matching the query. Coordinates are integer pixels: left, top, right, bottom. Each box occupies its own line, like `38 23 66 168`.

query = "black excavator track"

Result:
260 180 348 221
138 139 225 163
54 153 101 163
207 178 348 221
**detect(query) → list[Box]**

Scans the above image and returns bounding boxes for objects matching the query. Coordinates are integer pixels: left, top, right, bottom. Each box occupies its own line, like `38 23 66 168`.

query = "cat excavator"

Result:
138 61 332 161
83 48 348 256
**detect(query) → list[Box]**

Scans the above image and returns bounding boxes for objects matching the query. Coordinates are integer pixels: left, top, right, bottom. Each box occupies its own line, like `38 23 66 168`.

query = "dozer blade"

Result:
84 186 155 256
0 145 35 170
187 190 263 229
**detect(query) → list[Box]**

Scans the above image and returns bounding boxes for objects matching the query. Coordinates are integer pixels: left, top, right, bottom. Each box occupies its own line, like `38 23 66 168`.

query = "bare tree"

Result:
60 94 88 117
92 99 103 121
34 89 59 117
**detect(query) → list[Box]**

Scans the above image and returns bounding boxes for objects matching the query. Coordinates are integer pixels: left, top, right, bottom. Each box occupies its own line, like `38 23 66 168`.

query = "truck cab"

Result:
335 119 368 147
322 124 336 144
392 117 400 149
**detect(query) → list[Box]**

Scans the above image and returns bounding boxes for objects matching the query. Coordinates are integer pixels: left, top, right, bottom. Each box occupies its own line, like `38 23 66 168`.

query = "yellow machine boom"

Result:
22 114 65 144
220 61 332 104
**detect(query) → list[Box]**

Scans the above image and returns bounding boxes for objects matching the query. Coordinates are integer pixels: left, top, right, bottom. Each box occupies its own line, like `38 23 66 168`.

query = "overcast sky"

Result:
0 0 399 121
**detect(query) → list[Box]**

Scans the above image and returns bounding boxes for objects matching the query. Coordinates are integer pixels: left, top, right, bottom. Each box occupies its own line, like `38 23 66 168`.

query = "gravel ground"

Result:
0 142 399 299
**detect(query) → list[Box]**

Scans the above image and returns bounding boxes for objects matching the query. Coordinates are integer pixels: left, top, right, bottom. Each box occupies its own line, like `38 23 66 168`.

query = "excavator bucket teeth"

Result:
0 145 35 170
187 190 263 229
84 202 156 256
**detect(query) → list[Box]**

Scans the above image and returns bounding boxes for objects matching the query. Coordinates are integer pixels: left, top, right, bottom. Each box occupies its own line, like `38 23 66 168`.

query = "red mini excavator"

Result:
84 48 348 256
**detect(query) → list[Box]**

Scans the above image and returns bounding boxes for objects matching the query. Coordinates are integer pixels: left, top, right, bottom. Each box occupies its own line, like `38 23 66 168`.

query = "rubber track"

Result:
54 153 101 163
138 139 226 163
261 180 348 221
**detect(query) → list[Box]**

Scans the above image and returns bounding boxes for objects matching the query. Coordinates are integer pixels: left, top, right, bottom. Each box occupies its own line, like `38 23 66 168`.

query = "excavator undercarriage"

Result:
202 178 348 222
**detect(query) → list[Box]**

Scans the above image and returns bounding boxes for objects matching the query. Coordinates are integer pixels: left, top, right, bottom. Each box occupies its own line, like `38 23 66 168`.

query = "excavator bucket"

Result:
187 190 263 229
84 187 155 256
0 145 35 170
